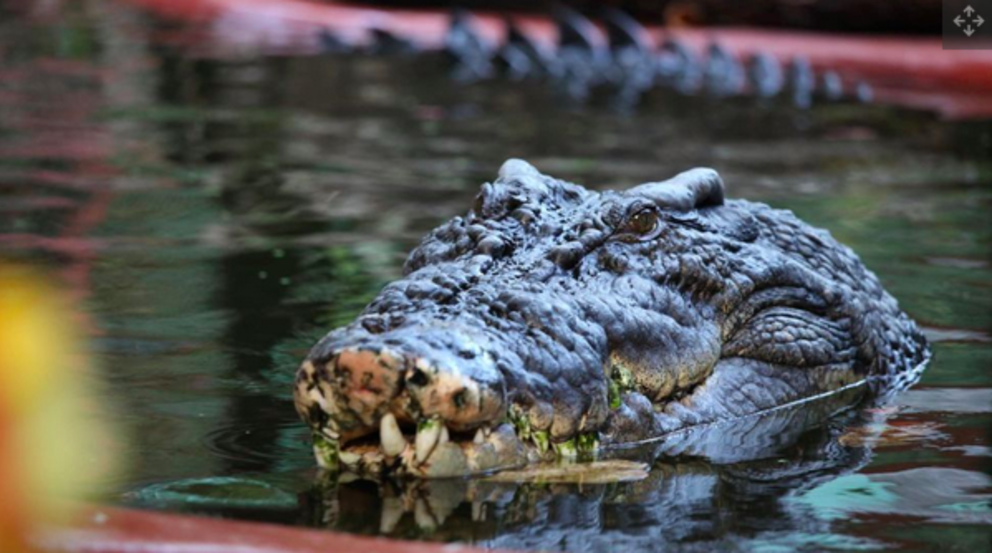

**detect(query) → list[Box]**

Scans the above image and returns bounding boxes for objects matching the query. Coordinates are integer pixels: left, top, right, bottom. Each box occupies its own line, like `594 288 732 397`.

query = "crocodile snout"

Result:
294 329 521 477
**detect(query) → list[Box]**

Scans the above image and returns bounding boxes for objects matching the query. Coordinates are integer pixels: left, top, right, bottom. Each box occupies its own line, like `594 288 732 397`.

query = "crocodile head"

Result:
294 159 928 477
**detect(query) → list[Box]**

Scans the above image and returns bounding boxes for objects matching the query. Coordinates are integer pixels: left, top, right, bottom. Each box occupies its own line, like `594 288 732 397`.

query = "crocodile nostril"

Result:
452 389 468 409
408 367 430 387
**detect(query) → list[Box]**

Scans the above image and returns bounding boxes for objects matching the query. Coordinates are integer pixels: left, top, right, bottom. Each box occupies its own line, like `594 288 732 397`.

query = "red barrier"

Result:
36 504 510 553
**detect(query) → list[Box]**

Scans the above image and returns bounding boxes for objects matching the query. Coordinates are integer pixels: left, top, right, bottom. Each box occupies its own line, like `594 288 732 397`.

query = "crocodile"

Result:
321 6 876 108
293 159 929 478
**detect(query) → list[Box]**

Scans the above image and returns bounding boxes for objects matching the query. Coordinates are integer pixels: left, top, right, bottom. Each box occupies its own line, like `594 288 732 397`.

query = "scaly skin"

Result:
294 159 929 478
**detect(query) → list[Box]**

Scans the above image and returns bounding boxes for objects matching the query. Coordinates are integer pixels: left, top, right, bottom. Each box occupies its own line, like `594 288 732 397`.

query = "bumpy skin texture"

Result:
294 159 929 477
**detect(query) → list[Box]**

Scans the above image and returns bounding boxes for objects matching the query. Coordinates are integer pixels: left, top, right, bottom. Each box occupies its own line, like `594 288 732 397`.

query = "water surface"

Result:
1 2 990 551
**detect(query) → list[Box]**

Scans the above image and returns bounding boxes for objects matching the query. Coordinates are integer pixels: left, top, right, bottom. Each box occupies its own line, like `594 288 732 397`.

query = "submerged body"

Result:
294 160 928 477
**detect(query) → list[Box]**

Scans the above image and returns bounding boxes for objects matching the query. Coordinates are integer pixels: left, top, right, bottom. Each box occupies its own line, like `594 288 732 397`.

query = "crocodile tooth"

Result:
473 428 485 444
380 497 405 533
339 451 361 466
380 413 406 457
415 419 443 464
414 498 437 530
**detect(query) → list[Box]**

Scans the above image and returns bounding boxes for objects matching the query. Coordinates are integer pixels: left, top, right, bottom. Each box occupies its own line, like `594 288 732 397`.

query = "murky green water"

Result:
2 1 991 551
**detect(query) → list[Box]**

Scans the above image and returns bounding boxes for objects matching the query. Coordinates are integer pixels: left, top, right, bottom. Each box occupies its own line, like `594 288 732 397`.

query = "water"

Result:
2 1 991 551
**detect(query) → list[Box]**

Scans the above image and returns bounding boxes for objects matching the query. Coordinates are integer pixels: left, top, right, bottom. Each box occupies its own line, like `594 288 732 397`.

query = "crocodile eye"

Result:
625 208 660 236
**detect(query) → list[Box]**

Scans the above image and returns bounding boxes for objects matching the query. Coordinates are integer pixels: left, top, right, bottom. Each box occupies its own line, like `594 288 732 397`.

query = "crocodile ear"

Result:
630 168 725 210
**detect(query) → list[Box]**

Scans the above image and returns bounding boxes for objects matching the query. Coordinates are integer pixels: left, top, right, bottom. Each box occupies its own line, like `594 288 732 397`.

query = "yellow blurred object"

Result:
0 264 123 552
0 267 69 413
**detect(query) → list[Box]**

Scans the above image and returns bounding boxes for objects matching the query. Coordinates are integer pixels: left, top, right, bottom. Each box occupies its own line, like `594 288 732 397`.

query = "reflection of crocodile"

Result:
294 159 929 477
324 6 873 108
304 384 895 550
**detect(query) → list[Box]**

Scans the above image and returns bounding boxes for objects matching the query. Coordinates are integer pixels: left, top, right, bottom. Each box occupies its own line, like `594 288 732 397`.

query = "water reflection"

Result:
300 384 968 551
1 1 991 551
